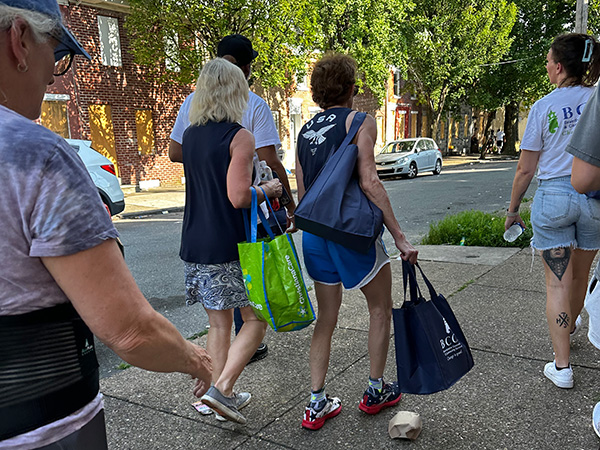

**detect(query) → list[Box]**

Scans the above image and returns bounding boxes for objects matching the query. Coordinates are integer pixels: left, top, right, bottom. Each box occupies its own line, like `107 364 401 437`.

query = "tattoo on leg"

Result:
542 247 571 281
556 312 570 328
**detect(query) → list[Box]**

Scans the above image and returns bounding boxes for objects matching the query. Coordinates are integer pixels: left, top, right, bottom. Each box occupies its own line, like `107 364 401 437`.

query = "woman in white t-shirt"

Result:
506 33 600 390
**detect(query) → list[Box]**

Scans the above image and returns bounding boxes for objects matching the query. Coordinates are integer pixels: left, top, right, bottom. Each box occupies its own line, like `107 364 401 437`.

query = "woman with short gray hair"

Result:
0 1 212 448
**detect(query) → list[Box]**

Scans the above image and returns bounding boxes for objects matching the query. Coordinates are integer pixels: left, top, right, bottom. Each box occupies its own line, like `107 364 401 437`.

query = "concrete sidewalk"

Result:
101 243 600 449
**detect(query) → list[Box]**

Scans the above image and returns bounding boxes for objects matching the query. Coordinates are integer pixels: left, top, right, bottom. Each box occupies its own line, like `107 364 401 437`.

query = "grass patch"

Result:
421 209 532 247
187 329 209 341
116 363 132 370
456 279 475 292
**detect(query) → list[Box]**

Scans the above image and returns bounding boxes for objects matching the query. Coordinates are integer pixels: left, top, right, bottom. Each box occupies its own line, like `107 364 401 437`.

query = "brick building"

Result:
43 0 191 187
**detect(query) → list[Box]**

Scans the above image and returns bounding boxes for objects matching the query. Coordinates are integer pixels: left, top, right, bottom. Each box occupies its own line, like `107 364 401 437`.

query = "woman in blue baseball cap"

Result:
0 2 212 448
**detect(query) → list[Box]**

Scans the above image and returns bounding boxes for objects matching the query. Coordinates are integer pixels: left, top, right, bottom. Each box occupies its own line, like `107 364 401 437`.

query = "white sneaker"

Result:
593 402 600 438
215 392 251 422
543 361 574 389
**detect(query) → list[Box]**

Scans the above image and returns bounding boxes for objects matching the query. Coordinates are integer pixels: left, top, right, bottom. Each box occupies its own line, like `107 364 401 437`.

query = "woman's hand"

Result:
504 213 526 231
261 178 282 199
395 236 418 264
285 212 298 233
190 345 213 398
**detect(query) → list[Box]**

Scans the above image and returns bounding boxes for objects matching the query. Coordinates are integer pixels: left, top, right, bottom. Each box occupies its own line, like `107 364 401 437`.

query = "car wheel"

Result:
433 159 442 175
407 162 418 179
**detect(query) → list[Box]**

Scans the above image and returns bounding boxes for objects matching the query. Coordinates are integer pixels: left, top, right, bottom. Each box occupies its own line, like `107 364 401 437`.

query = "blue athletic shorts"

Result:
531 176 600 251
301 231 390 290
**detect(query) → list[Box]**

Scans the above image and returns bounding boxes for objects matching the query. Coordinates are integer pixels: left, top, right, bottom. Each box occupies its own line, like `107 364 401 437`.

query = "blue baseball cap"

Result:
1 0 90 60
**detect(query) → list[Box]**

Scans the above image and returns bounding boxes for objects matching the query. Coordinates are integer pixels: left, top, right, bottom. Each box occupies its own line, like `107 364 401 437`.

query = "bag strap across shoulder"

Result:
330 111 367 158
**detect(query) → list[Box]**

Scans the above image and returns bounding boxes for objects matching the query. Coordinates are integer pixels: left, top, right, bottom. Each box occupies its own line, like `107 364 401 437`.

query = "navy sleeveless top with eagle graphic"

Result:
297 107 353 189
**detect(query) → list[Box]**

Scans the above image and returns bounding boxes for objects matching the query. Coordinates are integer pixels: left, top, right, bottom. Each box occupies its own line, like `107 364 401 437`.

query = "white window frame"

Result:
164 33 180 72
98 15 122 67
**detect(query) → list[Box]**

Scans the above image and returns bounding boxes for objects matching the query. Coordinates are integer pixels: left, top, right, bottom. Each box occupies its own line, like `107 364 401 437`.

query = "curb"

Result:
117 206 185 219
442 157 518 171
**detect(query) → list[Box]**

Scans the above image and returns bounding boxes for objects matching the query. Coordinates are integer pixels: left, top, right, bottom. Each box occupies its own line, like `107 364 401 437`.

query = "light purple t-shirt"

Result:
0 105 118 448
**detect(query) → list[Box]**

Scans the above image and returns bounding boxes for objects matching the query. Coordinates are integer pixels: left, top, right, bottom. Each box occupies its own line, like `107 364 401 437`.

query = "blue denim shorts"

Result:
531 176 600 251
302 232 389 290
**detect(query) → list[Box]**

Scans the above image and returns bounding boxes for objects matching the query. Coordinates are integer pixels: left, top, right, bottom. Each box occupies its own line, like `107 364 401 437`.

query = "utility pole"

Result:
575 0 589 33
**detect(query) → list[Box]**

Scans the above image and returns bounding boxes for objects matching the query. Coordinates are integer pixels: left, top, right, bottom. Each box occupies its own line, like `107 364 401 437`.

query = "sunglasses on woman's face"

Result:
53 50 75 76
46 30 75 76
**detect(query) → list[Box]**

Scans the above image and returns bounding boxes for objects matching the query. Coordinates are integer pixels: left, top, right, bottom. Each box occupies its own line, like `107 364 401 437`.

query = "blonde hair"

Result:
189 58 249 126
0 4 58 43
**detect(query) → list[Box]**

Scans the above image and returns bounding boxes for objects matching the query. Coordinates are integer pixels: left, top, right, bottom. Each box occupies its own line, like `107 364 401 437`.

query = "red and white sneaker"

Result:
302 395 342 430
359 381 402 415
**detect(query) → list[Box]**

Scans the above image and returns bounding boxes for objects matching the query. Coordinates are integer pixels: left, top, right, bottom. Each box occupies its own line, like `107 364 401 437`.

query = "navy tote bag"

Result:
393 261 474 394
294 112 384 254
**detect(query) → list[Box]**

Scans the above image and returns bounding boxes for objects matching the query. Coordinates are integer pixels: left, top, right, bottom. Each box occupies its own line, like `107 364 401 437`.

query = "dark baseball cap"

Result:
217 34 258 66
1 0 90 61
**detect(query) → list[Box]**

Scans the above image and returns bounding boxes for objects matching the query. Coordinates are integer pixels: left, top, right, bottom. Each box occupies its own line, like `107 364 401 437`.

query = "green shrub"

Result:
421 209 532 247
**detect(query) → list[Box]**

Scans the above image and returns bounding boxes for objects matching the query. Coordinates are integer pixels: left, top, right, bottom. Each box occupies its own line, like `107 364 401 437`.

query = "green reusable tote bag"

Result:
238 188 315 332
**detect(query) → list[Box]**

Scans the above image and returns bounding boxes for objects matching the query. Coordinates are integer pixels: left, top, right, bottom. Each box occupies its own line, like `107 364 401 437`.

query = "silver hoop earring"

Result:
17 63 28 73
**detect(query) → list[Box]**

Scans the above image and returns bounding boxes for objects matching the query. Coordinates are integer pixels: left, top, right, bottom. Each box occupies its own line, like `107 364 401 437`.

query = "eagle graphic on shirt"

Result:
302 124 336 146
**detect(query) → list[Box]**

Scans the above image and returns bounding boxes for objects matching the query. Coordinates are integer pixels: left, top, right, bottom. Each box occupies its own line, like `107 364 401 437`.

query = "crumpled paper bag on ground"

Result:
388 411 422 440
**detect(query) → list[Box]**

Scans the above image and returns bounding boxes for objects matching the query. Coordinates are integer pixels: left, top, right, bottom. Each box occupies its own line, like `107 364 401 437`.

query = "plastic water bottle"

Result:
503 223 524 242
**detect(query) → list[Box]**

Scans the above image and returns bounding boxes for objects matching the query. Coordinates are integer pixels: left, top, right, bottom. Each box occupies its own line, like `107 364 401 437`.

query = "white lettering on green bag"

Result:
285 254 304 305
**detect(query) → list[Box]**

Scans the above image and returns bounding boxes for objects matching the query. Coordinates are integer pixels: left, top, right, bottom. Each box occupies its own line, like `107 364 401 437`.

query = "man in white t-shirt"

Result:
170 35 296 363
169 35 295 219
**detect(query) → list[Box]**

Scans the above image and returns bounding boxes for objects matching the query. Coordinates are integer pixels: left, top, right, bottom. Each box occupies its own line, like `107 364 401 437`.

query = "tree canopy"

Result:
397 0 517 138
125 0 596 125
126 0 411 101
312 0 411 100
126 0 319 88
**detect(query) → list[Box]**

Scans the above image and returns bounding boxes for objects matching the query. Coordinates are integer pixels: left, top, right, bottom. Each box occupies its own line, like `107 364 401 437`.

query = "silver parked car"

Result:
375 138 443 179
66 139 125 216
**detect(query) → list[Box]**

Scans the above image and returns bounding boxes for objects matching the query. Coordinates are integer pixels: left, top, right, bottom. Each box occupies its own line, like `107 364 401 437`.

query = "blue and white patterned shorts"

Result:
184 260 249 310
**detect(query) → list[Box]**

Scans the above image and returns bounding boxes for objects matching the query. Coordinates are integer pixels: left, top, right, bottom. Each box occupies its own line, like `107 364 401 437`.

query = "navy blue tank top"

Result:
297 107 353 189
180 121 245 264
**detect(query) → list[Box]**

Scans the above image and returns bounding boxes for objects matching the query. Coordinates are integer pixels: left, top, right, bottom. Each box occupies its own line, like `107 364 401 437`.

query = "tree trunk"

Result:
503 101 519 155
431 111 442 142
429 88 448 145
480 110 496 160
470 108 480 154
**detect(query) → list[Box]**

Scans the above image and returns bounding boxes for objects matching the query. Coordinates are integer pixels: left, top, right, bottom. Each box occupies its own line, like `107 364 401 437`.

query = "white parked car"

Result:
375 137 443 179
66 139 125 216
